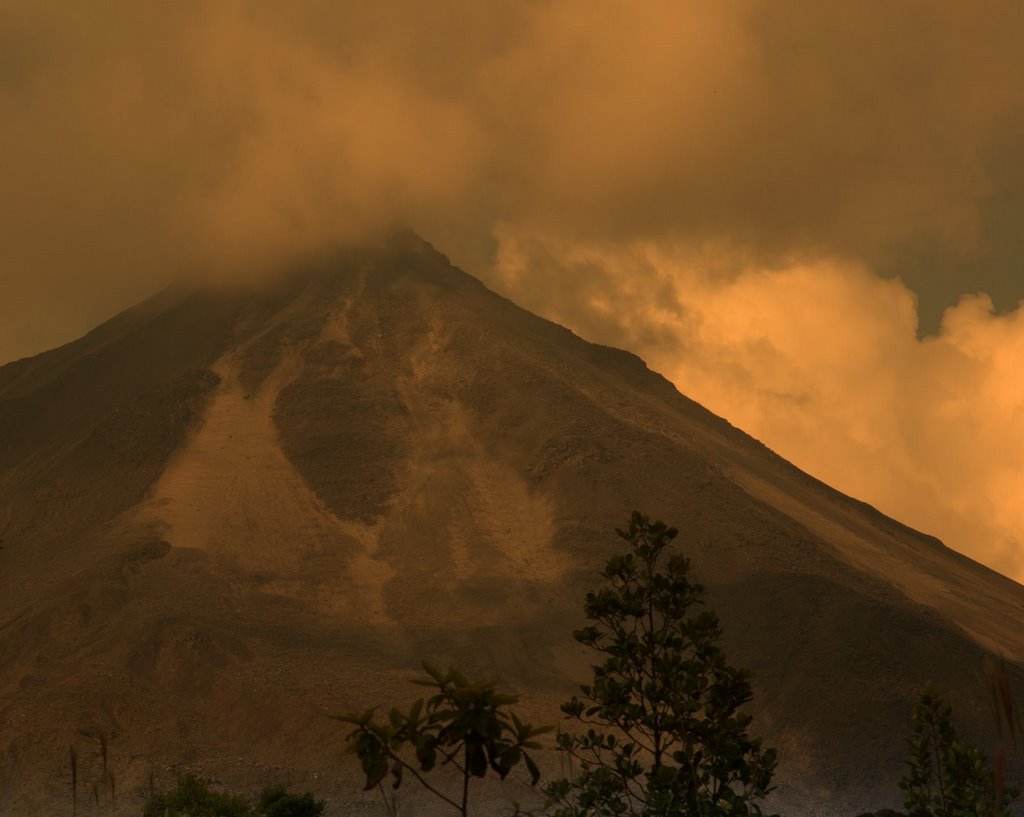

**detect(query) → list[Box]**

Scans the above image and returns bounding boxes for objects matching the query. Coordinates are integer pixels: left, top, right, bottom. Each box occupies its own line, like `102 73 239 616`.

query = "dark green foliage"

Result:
141 775 253 817
545 512 776 817
899 684 1018 817
141 777 325 817
256 786 325 817
337 663 551 816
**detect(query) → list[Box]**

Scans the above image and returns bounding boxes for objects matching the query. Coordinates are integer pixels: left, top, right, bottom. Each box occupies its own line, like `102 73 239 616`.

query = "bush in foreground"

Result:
142 775 252 817
142 776 324 817
257 785 325 817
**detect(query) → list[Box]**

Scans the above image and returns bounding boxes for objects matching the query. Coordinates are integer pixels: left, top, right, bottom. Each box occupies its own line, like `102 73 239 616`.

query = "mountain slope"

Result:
1 235 1021 815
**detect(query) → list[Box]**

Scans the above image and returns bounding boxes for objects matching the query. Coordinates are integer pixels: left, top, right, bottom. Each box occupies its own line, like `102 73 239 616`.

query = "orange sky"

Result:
2 1 1022 579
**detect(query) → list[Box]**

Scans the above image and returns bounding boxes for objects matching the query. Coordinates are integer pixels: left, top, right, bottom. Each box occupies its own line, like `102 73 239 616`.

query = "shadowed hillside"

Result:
1 235 1022 815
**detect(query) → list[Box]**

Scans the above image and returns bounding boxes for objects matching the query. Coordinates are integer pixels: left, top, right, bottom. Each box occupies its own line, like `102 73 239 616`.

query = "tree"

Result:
544 512 776 816
338 662 550 817
899 684 1018 817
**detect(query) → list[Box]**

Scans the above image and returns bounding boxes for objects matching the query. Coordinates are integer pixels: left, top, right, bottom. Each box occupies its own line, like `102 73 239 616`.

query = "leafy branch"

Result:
336 663 551 817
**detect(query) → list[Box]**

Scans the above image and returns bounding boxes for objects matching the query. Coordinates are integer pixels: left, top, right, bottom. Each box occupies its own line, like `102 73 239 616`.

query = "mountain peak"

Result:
1 241 1022 815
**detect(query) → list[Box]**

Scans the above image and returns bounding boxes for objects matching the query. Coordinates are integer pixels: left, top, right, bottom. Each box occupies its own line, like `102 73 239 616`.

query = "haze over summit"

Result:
1 0 1023 579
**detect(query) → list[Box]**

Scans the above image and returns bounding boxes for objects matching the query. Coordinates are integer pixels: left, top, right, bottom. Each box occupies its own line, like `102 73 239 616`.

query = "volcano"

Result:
1 234 1022 815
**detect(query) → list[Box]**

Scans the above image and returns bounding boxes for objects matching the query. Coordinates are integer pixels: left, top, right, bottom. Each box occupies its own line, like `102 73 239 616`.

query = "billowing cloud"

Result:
492 228 1024 580
1 1 1022 576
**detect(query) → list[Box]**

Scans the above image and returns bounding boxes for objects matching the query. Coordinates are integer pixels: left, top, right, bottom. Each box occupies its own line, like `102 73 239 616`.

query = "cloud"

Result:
4 2 1024 342
492 227 1024 580
1 1 1023 576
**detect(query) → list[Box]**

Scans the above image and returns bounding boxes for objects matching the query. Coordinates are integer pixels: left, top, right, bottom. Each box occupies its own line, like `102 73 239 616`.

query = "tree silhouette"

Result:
545 512 776 816
900 683 1018 817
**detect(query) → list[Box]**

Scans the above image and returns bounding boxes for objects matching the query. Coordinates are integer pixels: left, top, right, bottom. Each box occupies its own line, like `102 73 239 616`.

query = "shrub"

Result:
142 775 252 817
256 785 325 817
